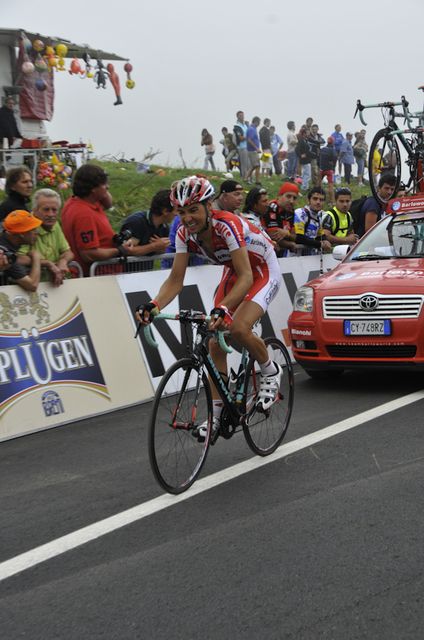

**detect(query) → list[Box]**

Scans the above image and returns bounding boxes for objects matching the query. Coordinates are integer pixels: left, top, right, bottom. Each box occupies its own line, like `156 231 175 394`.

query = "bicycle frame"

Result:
143 311 252 431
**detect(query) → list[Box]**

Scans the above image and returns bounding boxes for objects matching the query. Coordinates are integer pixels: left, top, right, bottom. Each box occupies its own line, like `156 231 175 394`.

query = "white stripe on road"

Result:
1 389 424 583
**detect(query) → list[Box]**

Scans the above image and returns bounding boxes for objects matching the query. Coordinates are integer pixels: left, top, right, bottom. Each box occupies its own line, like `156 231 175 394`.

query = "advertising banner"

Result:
119 255 337 389
0 277 153 441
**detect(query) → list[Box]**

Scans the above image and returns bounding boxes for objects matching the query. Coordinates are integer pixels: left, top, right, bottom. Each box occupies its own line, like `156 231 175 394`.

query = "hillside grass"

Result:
86 160 371 231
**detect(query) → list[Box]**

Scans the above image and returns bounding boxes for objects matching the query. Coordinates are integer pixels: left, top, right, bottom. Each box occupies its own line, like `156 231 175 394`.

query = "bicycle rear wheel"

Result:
148 358 212 494
243 337 294 456
368 128 401 203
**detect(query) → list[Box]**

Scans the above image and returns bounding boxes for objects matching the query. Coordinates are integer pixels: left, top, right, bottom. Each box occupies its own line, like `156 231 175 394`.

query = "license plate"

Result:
344 319 391 336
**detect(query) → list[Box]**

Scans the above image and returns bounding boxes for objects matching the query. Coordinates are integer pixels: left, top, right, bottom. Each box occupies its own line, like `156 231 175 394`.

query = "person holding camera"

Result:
119 189 174 265
0 209 42 291
61 164 138 276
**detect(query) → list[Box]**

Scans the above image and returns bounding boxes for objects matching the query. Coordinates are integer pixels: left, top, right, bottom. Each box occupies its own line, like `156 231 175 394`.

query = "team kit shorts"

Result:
214 251 282 315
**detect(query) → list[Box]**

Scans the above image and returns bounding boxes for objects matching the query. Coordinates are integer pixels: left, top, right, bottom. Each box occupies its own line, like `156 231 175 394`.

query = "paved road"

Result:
1 367 424 639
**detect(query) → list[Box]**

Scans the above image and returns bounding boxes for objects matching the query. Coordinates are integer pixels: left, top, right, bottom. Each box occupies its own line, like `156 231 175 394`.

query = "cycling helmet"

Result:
170 176 215 208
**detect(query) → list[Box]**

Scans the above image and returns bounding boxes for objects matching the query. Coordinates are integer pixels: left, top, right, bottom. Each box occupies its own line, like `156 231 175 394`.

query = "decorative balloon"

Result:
32 39 44 52
106 63 122 105
34 54 48 73
69 58 82 75
57 57 66 71
35 78 47 91
55 43 68 57
124 62 135 89
23 36 32 53
22 61 35 74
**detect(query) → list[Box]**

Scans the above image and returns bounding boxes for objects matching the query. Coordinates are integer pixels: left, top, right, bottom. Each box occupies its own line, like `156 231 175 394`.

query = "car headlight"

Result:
293 286 314 312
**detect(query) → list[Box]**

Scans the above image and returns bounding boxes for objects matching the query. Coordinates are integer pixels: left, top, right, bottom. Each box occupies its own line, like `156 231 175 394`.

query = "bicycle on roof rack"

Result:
354 86 424 204
140 310 294 494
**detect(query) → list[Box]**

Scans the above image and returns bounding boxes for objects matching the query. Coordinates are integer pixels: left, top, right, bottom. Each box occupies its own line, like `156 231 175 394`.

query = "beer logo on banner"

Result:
0 294 109 417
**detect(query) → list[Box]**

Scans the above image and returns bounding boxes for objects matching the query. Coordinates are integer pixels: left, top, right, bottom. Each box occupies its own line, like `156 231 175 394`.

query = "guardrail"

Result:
89 253 209 277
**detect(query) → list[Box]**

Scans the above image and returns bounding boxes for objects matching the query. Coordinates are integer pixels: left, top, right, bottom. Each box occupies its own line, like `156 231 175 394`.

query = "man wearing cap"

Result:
212 179 244 214
0 210 41 291
261 182 300 255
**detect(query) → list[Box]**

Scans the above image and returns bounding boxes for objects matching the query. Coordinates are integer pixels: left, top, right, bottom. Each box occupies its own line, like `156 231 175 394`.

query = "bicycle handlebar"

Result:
140 311 233 354
355 96 416 127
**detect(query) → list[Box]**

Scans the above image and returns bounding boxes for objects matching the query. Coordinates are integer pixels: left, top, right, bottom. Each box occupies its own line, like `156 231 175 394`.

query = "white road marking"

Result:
1 389 424 583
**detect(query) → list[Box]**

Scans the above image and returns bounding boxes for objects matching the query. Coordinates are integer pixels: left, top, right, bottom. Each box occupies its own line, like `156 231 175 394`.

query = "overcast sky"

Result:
4 0 424 169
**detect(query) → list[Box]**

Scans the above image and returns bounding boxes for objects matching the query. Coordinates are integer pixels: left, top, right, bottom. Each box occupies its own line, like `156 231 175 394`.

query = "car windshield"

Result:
346 212 424 262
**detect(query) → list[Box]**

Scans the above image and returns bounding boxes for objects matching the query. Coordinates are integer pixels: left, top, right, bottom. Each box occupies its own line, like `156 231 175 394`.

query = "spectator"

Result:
293 187 332 255
0 96 22 148
119 189 174 266
295 126 312 192
270 125 283 175
259 118 272 176
0 166 5 192
61 164 137 276
308 124 325 186
213 179 244 214
304 116 314 136
322 187 357 246
246 116 262 185
339 132 355 184
286 121 298 180
320 137 337 205
355 173 398 238
18 188 74 285
0 210 41 290
331 124 345 177
221 127 238 172
0 166 33 224
201 129 216 171
262 182 299 255
353 130 368 186
233 110 249 179
371 146 383 187
242 186 269 229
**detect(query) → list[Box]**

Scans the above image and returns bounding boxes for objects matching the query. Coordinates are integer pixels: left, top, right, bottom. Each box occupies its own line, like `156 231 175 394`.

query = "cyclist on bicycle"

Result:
136 175 283 438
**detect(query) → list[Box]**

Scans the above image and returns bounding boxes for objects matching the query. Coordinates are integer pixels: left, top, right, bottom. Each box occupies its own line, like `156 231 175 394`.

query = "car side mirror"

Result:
332 245 350 261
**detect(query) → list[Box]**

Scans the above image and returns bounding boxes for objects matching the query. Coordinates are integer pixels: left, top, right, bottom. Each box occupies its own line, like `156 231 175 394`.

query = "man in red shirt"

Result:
61 165 136 276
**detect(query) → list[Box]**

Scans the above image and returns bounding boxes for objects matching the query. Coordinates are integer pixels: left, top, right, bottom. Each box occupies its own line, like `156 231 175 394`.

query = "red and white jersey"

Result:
175 209 275 267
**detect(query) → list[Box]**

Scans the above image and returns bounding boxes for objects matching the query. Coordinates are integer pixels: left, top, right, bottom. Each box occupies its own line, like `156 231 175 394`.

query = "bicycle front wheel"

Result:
368 128 401 203
243 337 294 456
148 358 212 494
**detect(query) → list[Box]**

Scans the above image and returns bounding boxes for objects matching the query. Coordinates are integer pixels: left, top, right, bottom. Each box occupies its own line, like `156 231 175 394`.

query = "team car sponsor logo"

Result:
291 328 312 336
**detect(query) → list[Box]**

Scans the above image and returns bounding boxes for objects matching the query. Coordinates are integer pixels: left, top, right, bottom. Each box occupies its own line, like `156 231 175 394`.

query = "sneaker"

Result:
195 416 220 443
256 362 283 412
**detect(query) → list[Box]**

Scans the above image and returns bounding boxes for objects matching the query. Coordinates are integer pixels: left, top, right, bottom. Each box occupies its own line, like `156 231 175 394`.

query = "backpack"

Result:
326 207 354 236
349 195 368 234
233 125 244 146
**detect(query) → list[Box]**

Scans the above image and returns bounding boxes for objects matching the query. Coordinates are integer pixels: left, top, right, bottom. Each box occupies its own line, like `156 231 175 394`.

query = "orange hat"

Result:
278 182 300 196
3 210 42 233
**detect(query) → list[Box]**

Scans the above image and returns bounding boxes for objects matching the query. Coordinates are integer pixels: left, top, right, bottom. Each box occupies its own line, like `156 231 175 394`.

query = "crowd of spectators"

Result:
0 159 403 292
214 111 372 196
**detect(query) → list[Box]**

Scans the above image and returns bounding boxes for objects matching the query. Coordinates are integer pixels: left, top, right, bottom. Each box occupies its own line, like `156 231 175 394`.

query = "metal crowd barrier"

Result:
89 253 209 277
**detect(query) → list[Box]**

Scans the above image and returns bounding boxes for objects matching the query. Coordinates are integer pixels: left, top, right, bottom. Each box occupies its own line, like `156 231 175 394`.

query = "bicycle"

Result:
354 87 424 204
142 310 294 494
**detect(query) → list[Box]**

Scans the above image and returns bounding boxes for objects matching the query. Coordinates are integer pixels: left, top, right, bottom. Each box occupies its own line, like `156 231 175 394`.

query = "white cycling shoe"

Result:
256 362 283 412
195 416 220 443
